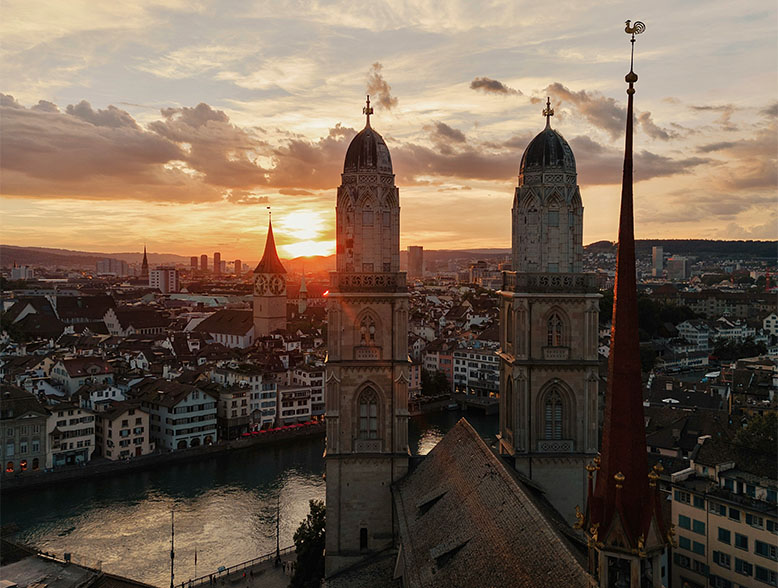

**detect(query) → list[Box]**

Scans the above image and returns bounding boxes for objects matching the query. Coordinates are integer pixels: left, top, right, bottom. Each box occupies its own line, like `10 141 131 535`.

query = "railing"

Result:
178 545 295 588
542 346 570 360
502 272 598 293
329 272 407 293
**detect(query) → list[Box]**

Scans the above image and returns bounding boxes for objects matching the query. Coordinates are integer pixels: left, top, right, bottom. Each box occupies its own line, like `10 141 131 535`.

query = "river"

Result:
1 411 497 586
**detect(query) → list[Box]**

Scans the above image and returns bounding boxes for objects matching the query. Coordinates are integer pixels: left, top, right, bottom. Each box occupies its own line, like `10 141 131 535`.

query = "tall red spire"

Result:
254 214 286 274
584 21 666 560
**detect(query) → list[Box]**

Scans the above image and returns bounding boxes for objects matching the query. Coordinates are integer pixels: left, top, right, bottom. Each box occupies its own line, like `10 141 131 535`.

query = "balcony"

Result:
502 272 598 294
542 346 570 360
329 272 407 293
537 439 574 453
355 439 382 453
354 346 381 360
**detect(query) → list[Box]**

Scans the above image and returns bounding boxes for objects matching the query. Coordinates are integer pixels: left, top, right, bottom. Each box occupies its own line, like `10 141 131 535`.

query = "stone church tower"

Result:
325 97 410 577
253 216 287 336
498 99 600 522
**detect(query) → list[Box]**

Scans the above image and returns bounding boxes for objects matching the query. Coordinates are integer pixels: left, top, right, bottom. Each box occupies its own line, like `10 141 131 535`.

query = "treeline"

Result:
586 239 777 259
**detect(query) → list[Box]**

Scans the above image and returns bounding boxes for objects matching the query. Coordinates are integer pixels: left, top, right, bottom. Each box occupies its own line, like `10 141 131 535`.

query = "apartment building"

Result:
1 385 48 474
670 439 777 588
453 347 500 397
96 401 154 460
134 379 217 450
209 364 277 430
46 403 96 468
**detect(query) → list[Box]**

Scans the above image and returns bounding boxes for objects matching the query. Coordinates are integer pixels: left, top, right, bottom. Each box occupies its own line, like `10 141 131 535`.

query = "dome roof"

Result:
343 125 393 174
519 126 576 174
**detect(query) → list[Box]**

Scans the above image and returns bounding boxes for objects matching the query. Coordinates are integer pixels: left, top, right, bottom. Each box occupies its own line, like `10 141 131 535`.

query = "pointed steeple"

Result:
141 244 149 277
584 20 667 569
254 214 287 274
299 270 307 294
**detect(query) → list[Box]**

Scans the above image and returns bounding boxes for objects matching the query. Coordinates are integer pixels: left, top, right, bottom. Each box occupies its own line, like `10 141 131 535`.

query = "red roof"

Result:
254 218 286 275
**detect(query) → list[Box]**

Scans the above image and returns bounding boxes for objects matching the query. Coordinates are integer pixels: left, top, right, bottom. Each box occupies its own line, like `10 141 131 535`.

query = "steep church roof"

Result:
585 26 668 553
393 419 590 588
254 217 287 274
343 96 393 174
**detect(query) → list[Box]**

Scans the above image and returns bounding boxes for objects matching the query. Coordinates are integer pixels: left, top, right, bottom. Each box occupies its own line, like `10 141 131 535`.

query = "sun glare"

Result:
281 239 335 258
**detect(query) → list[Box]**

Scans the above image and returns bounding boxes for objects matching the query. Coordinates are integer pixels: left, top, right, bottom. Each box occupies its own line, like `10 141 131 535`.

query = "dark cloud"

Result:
267 123 357 189
31 100 59 113
469 77 521 95
569 135 710 185
690 104 737 131
546 83 624 139
0 94 22 108
66 100 139 129
424 121 467 155
761 102 778 118
149 103 268 187
637 111 675 141
223 191 269 205
366 62 398 111
694 123 777 190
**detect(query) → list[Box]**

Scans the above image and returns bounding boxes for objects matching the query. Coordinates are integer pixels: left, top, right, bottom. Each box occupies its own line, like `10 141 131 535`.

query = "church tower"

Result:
498 97 601 522
325 97 410 577
581 22 668 587
253 215 287 336
141 245 149 278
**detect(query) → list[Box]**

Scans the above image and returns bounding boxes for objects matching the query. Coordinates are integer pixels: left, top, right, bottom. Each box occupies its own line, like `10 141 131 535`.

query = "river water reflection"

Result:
2 411 496 586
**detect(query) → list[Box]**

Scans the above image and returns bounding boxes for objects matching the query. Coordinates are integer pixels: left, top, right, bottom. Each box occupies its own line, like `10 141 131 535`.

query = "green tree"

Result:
290 500 325 588
734 413 777 458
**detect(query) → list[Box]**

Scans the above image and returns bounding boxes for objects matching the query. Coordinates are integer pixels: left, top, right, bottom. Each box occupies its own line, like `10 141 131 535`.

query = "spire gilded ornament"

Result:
542 96 554 128
363 94 373 127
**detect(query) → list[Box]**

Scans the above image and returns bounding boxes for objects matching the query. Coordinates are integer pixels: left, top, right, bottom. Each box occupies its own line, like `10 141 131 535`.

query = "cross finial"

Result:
543 96 554 128
363 94 373 127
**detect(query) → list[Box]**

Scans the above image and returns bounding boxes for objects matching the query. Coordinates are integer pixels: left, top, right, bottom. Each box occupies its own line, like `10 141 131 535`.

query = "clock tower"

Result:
253 215 287 336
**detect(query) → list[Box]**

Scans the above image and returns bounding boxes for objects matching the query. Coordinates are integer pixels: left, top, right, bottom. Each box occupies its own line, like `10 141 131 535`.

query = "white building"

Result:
135 379 217 450
209 364 278 430
149 266 180 293
453 346 500 397
677 320 713 351
291 364 325 418
50 358 114 395
10 265 35 280
46 403 96 468
762 313 778 337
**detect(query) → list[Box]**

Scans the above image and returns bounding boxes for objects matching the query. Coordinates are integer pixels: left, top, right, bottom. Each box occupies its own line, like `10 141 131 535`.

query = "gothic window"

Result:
547 313 563 346
548 210 559 227
544 390 563 439
359 315 376 345
362 210 374 226
506 306 513 344
358 389 378 440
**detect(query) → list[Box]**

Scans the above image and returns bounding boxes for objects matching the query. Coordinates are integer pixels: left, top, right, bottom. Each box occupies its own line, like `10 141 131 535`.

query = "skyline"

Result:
1 0 777 260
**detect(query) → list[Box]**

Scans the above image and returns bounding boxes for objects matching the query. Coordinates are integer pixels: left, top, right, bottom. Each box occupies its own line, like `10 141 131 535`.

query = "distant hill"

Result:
2 239 774 271
584 240 777 259
0 245 191 269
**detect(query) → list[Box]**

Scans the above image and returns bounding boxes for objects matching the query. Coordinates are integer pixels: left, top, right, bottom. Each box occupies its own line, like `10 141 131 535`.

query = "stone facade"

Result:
325 113 409 577
499 116 600 523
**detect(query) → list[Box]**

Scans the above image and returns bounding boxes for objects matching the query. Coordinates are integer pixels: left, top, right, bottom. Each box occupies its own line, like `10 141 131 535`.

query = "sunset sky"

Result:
1 0 776 261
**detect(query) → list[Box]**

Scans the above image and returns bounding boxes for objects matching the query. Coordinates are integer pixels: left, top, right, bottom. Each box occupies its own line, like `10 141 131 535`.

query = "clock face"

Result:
254 275 268 295
270 275 285 296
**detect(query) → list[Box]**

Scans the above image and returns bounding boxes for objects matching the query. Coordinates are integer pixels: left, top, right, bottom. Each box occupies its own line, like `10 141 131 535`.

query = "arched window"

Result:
359 315 377 346
506 306 513 345
544 390 563 440
358 388 378 440
547 313 563 347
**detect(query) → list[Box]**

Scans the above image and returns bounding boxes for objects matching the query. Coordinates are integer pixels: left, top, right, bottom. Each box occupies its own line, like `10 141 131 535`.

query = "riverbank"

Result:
0 422 325 494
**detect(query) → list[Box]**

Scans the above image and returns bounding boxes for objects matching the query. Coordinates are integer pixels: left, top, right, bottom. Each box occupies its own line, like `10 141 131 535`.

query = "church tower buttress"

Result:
253 216 287 337
325 97 410 577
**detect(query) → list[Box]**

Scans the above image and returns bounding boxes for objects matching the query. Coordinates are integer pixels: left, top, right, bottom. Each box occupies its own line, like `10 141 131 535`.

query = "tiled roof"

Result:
58 357 113 377
393 418 590 588
0 384 49 420
111 308 169 330
194 310 253 336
